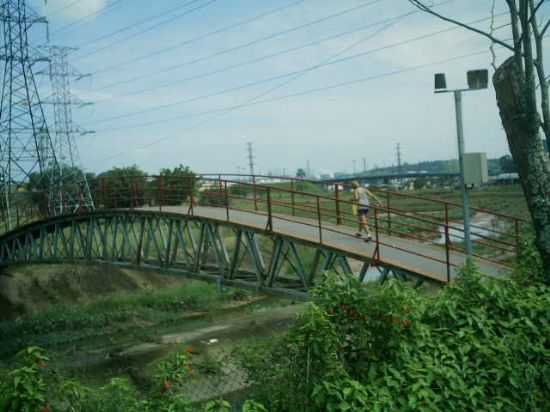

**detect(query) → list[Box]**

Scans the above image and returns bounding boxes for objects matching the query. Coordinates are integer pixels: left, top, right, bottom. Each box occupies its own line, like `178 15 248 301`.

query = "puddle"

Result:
433 212 509 245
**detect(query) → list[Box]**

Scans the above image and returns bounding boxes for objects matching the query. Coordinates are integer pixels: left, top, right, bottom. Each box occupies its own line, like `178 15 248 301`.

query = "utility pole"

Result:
362 157 367 173
0 0 58 227
42 45 95 214
247 142 255 182
396 143 402 175
434 70 489 259
352 160 357 175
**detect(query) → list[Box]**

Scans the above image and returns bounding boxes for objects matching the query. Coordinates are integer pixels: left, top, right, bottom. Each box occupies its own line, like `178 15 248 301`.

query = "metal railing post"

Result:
374 207 380 261
290 180 296 216
316 196 323 244
267 187 273 231
159 176 164 212
386 191 391 236
131 177 137 209
101 178 106 208
224 180 230 221
253 176 259 211
444 203 451 283
335 184 342 225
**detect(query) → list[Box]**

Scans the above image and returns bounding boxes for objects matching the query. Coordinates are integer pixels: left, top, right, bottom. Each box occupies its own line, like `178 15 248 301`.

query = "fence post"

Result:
253 176 259 211
374 207 380 261
316 196 323 244
267 187 273 231
159 176 164 212
290 180 296 216
131 177 137 209
444 203 451 283
224 180 230 221
101 178 106 208
335 184 342 225
386 191 391 236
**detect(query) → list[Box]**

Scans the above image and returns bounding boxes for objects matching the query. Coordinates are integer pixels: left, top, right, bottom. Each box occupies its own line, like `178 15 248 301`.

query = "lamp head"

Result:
467 69 488 90
434 73 447 90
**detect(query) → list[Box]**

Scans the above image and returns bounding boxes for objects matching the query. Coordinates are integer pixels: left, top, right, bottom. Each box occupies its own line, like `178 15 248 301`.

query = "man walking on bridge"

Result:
352 181 380 242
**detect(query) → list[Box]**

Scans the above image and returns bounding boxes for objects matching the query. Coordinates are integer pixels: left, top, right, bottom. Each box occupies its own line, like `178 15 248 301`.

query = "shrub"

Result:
238 268 550 411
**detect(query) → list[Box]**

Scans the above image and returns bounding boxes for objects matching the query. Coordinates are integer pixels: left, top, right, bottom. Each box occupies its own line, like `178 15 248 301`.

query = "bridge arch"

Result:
0 210 423 298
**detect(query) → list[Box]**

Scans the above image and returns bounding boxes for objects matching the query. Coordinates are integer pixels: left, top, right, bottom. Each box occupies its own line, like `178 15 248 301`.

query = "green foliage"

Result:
203 399 231 412
199 187 229 207
155 165 196 206
241 400 268 412
513 236 544 285
0 347 266 412
94 165 147 208
312 378 369 412
239 268 550 411
0 280 248 358
0 347 52 412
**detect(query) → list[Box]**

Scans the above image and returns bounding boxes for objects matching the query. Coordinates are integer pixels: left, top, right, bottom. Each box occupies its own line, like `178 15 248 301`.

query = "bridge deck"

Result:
152 206 507 282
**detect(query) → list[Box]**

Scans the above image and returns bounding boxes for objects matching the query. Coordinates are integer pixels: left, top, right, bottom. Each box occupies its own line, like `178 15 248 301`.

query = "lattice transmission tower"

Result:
0 0 57 225
43 45 95 213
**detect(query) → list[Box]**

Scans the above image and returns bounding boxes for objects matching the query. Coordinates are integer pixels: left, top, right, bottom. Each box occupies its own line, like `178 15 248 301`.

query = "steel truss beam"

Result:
0 211 427 297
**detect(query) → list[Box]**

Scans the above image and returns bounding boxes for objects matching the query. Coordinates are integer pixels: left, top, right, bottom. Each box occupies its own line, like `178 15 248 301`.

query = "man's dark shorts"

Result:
358 208 369 217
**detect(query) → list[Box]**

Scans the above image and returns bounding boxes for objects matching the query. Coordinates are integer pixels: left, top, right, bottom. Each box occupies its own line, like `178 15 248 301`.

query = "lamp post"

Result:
434 69 488 258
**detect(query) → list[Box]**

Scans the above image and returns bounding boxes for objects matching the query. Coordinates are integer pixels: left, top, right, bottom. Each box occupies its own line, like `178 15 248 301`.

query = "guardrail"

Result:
0 174 526 282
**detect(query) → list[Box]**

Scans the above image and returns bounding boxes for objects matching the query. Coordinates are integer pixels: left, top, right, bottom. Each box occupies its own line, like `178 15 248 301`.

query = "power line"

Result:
75 0 216 61
46 0 81 17
115 0 497 101
91 0 385 83
51 0 127 35
100 49 489 162
91 8 502 128
92 16 402 127
117 9 422 99
73 0 209 52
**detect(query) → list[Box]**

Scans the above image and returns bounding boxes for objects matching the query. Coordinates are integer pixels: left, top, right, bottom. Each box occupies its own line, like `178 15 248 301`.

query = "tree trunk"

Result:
494 57 550 283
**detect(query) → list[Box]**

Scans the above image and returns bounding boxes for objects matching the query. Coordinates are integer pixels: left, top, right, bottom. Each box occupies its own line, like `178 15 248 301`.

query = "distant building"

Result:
491 173 520 185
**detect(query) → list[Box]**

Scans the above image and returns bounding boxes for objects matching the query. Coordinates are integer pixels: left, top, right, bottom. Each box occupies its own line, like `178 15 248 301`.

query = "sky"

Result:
31 0 550 176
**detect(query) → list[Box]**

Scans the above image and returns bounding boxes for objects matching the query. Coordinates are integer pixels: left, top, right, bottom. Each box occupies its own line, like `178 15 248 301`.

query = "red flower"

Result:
161 380 172 394
40 406 50 412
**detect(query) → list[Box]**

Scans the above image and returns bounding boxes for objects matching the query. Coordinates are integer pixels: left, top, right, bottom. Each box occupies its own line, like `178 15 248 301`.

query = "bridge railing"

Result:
0 174 526 282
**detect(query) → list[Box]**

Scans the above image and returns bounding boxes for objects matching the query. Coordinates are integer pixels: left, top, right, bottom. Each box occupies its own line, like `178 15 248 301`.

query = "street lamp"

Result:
434 69 488 258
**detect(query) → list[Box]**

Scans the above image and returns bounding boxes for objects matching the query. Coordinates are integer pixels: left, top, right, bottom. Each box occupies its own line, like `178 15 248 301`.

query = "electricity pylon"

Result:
43 45 95 213
0 0 58 227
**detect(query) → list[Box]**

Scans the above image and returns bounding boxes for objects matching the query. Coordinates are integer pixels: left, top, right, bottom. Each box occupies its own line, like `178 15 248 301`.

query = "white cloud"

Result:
43 0 107 20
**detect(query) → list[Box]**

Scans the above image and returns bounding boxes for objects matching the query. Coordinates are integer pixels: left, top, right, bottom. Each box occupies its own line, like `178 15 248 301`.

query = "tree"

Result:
410 0 550 283
154 165 196 206
499 154 518 173
26 164 91 215
296 168 306 178
96 165 147 208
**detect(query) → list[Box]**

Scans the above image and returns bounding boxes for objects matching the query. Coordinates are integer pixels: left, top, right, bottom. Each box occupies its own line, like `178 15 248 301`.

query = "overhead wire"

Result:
100 49 489 162
90 7 505 128
45 0 81 17
90 0 385 81
117 10 506 99
74 0 217 61
73 0 212 52
51 0 127 35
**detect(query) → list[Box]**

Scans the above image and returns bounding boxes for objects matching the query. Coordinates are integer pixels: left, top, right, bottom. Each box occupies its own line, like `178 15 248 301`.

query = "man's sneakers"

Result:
364 234 373 242
355 232 362 238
